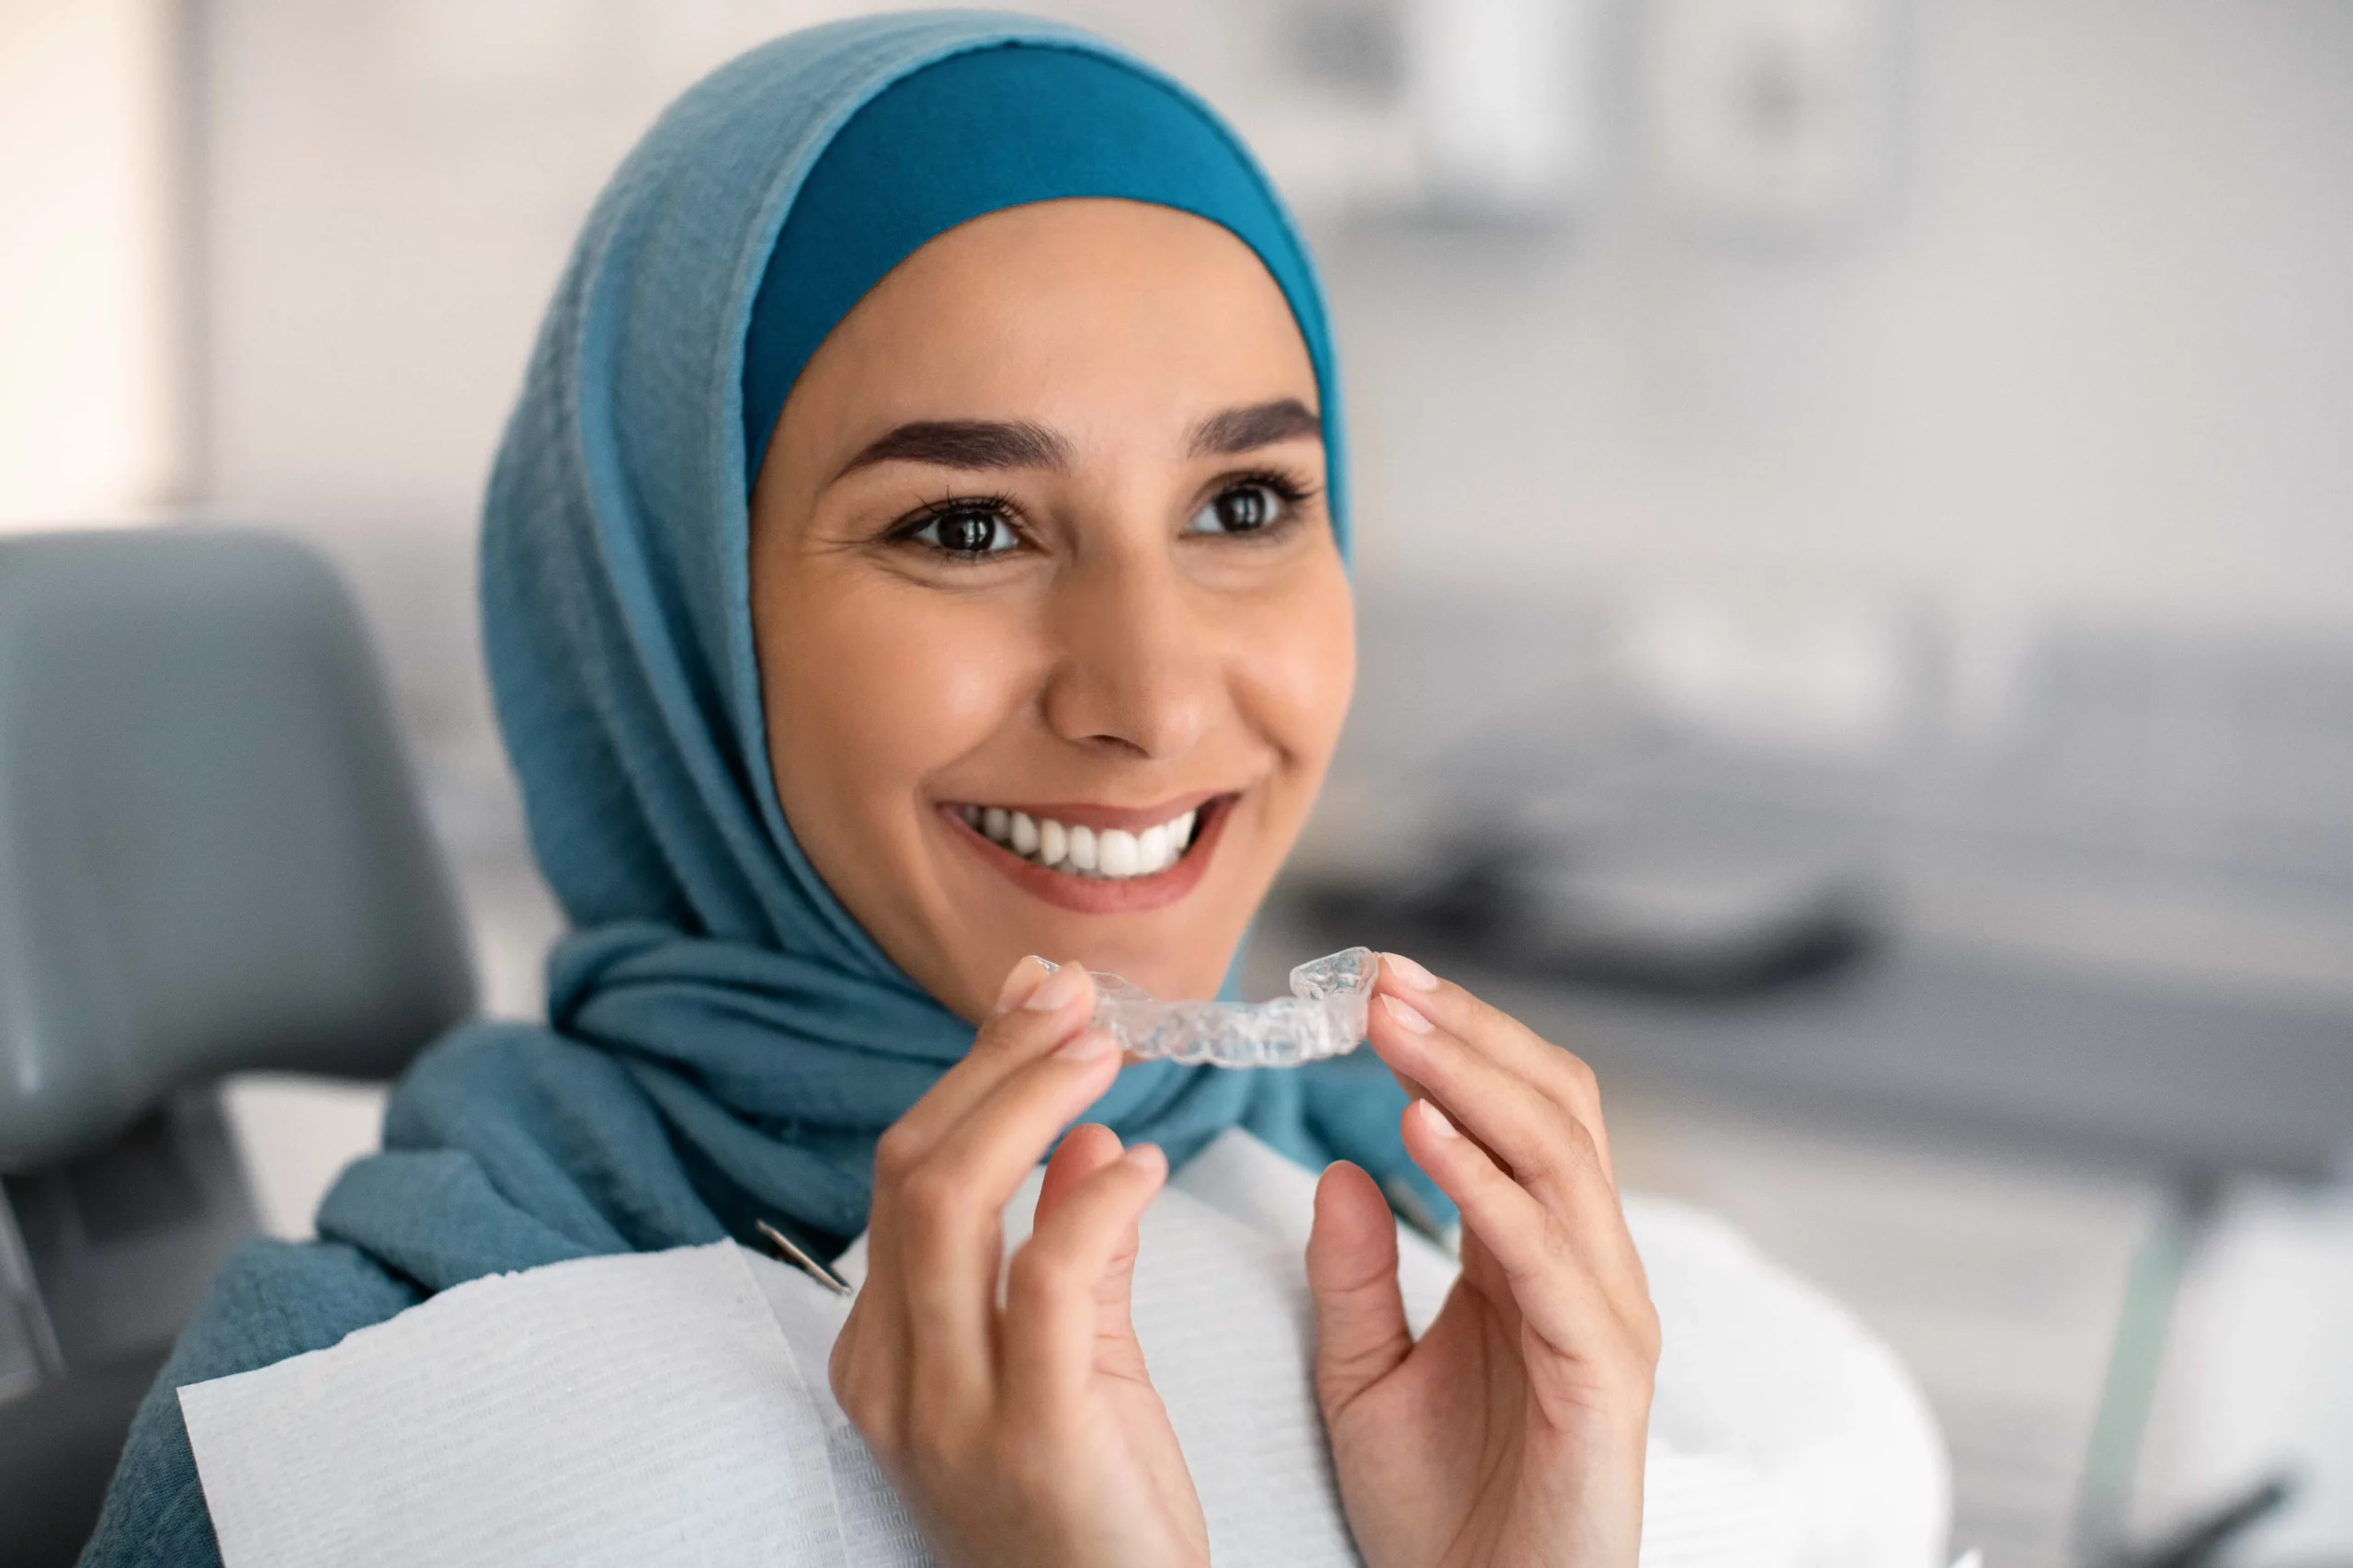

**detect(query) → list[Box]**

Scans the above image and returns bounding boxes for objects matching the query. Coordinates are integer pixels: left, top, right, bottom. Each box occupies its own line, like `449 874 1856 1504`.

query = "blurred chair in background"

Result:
0 528 475 1567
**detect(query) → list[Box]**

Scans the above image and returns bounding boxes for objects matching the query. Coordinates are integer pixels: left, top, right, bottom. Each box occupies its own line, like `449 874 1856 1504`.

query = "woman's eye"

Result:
907 505 1018 556
1185 483 1286 537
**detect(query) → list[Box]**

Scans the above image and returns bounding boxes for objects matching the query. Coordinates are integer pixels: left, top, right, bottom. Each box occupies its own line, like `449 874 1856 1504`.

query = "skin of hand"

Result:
1305 953 1662 1568
829 953 1210 1568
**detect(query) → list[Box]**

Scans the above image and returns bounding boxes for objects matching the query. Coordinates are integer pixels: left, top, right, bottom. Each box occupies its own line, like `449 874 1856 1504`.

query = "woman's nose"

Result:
1039 552 1222 762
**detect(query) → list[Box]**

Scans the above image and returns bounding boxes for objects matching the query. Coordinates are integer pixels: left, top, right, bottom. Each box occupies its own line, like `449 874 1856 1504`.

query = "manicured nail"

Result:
1381 994 1434 1034
1417 1099 1461 1139
995 955 1057 1014
1055 1027 1116 1062
1026 963 1086 1013
1382 952 1438 992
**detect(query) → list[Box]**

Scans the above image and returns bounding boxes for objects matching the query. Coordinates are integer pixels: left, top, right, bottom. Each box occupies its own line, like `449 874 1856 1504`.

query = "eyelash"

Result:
1223 468 1318 510
881 470 1322 562
881 491 1024 558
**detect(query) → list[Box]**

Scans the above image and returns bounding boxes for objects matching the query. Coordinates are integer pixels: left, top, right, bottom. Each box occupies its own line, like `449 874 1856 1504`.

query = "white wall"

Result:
1329 0 2353 639
0 0 188 526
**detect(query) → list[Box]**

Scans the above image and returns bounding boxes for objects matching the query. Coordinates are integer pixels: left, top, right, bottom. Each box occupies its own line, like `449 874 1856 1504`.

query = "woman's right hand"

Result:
829 955 1209 1568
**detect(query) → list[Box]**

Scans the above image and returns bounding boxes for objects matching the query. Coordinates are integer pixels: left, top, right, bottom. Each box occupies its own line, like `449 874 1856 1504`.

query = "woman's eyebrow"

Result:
1188 398 1321 456
837 419 1071 477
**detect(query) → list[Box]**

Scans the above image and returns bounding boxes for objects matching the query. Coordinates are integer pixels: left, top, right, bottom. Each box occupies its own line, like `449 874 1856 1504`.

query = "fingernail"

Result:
1417 1099 1461 1139
1382 952 1439 992
1381 994 1434 1034
1055 1027 1116 1062
1123 1142 1166 1175
1026 963 1086 1014
995 955 1058 1015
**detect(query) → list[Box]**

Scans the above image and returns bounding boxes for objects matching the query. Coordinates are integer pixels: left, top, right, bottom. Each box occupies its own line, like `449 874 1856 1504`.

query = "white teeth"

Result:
961 802 1211 880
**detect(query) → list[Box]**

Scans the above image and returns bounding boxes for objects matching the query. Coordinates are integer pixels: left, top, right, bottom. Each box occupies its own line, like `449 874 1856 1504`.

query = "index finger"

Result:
878 958 1098 1176
1375 954 1614 1183
882 1028 1124 1405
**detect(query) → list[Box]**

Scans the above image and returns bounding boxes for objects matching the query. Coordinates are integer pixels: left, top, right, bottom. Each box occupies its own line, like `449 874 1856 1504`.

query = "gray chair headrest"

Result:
0 528 476 1168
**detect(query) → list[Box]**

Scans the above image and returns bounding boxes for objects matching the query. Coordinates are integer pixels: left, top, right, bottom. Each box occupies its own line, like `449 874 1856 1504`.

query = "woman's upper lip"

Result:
935 790 1231 835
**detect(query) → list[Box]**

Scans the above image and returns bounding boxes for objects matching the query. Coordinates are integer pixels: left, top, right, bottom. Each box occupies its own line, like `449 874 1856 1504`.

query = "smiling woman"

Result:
80 16 1661 1568
754 199 1353 1015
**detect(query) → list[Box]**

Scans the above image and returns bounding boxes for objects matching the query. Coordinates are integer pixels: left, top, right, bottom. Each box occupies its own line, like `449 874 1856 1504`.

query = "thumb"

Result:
1039 1122 1126 1222
1307 1162 1413 1422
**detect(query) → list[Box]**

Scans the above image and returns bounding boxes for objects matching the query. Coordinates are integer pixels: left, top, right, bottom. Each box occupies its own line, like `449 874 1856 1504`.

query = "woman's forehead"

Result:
785 202 1317 456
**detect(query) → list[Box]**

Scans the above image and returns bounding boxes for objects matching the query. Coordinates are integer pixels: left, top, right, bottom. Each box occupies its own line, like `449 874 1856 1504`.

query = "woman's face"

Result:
751 199 1353 1023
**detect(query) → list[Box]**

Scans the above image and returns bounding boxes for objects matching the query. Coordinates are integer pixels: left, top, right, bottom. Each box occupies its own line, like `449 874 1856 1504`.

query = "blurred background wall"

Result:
1336 1 2353 630
0 0 190 524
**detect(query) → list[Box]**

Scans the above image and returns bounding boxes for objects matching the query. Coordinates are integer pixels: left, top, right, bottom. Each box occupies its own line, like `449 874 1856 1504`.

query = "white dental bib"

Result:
180 1131 1949 1568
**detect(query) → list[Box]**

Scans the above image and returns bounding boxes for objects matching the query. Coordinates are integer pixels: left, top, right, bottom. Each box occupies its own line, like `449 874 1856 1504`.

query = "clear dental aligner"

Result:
1082 947 1376 1068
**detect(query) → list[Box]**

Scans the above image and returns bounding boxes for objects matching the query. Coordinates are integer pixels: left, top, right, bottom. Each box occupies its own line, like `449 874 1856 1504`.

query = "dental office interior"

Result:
5 0 2351 1563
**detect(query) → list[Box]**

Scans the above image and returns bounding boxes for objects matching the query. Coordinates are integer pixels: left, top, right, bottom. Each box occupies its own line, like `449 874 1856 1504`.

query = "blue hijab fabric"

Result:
743 42 1348 523
85 15 1433 1563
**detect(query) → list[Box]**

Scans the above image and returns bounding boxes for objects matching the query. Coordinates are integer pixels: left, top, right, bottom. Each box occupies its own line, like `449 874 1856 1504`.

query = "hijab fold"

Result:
318 9 1447 1283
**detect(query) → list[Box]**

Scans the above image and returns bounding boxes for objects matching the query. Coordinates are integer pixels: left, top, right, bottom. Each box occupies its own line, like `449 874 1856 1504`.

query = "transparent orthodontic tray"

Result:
1081 947 1375 1068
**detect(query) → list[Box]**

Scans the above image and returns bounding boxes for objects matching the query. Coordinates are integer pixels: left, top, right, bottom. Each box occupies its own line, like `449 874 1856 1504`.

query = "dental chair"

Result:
0 528 475 1567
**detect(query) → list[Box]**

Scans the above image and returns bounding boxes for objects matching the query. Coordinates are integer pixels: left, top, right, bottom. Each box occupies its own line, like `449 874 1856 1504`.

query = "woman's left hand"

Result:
1306 955 1661 1568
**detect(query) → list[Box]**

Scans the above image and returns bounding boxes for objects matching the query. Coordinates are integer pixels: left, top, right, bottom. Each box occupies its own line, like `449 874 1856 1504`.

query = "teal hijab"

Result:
84 22 1441 1561
312 10 1440 1279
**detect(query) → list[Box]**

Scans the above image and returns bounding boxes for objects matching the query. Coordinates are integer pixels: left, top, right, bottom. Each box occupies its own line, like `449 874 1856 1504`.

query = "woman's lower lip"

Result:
942 796 1233 914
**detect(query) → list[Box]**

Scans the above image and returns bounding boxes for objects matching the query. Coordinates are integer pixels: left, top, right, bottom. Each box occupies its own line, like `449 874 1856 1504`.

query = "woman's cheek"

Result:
822 585 1038 792
1238 565 1355 777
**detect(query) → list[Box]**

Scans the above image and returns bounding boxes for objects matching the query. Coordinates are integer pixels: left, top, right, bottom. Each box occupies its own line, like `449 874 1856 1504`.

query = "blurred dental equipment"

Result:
2125 1184 2353 1565
1304 833 1879 998
1646 0 1902 228
1401 0 1602 218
